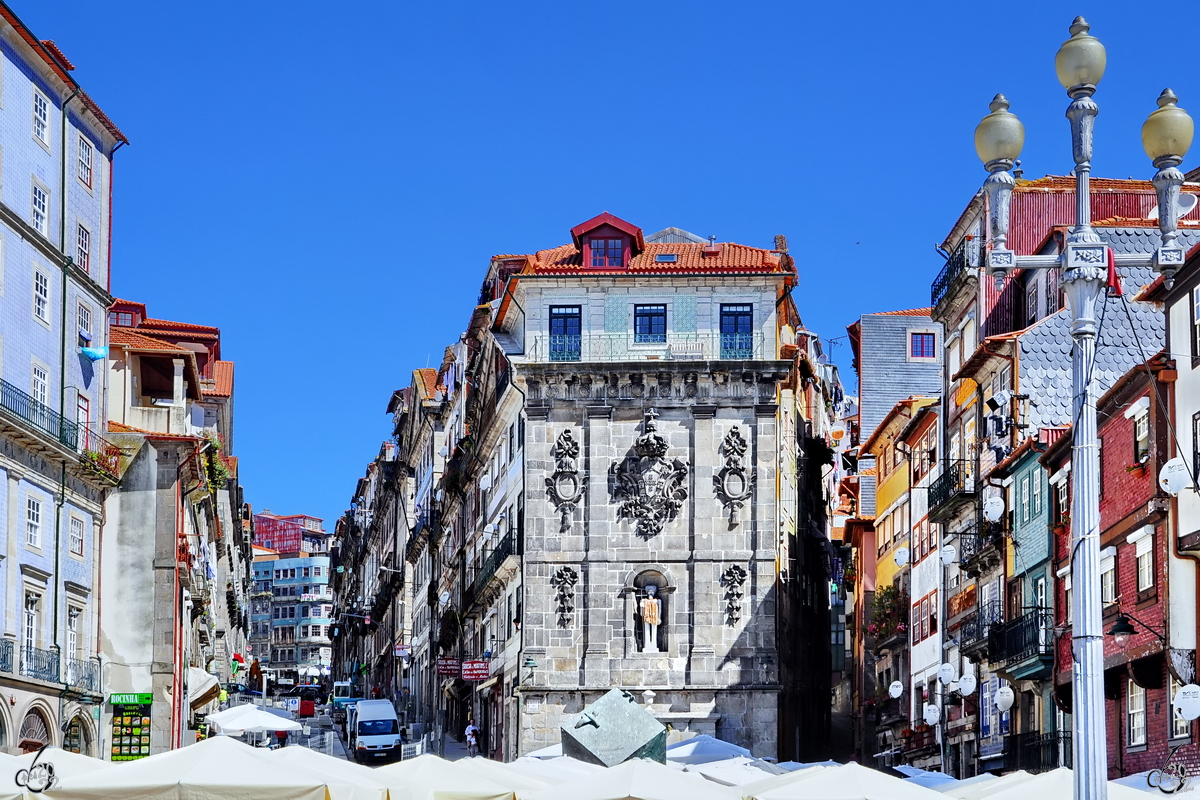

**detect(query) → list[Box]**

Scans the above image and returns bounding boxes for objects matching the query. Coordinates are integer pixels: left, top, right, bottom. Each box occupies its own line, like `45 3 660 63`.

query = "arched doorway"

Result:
18 709 50 753
64 715 91 755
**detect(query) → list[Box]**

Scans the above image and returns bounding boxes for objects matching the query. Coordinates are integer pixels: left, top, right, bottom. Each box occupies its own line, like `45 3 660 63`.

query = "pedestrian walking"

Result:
465 718 479 757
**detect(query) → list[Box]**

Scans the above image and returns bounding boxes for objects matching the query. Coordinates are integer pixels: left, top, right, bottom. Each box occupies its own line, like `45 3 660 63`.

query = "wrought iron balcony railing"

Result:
904 727 938 752
988 610 1054 666
929 460 976 519
0 640 13 674
64 657 100 693
78 425 121 480
529 332 767 364
931 240 971 308
959 600 1003 651
1007 730 1072 772
20 646 59 683
0 379 77 447
471 532 516 603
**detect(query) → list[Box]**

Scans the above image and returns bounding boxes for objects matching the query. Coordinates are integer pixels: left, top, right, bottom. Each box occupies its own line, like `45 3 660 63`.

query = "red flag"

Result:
1107 248 1123 296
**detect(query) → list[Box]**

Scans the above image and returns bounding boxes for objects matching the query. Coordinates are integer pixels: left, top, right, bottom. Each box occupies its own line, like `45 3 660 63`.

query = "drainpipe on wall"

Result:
105 141 126 295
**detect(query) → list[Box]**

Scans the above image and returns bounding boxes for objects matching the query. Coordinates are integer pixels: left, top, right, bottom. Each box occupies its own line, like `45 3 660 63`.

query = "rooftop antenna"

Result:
708 235 717 246
1013 159 1024 179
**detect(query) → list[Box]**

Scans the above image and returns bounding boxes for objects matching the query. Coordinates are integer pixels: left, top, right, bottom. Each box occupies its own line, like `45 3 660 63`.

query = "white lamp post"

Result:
974 16 1193 800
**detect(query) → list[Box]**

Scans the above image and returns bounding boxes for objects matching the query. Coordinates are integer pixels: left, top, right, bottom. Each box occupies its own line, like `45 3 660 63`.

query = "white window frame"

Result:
1033 469 1043 516
76 135 93 188
30 181 48 236
25 496 42 548
31 363 48 406
1101 554 1116 606
68 515 84 556
1129 679 1147 746
75 223 90 272
1136 534 1154 592
1171 675 1192 739
32 269 49 322
23 593 38 652
66 606 80 660
1021 476 1031 522
31 88 49 146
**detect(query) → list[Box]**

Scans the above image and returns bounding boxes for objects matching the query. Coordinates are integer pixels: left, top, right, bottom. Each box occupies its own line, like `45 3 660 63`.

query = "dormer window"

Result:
590 238 624 268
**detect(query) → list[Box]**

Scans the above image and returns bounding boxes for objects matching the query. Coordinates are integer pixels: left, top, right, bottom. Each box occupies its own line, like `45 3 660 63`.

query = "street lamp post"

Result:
974 17 1194 800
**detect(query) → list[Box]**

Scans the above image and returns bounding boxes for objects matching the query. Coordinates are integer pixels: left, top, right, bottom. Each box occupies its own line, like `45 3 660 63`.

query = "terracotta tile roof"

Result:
1095 216 1200 228
870 307 933 317
140 317 219 336
109 328 192 353
203 361 234 397
108 420 150 433
1019 175 1161 192
416 368 440 398
521 241 787 275
859 467 877 477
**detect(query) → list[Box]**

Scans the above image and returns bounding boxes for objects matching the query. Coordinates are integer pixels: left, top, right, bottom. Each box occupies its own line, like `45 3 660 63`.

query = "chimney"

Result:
703 235 722 258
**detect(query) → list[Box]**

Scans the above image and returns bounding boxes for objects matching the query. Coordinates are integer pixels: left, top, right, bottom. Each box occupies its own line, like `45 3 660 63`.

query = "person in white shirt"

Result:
465 718 480 757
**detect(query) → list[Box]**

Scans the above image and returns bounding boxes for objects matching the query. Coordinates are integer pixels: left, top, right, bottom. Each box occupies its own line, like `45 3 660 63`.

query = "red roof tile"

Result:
108 420 150 433
871 307 933 317
203 361 234 397
140 317 219 336
416 368 440 398
109 328 192 353
521 241 786 275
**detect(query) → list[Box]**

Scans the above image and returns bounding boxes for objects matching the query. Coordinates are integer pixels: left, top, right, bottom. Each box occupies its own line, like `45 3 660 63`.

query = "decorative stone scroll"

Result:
545 429 585 532
611 409 689 537
714 426 755 527
721 565 748 625
550 566 579 628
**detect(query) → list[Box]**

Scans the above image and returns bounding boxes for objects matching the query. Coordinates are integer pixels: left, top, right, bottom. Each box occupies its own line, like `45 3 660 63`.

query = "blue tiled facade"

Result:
0 11 125 753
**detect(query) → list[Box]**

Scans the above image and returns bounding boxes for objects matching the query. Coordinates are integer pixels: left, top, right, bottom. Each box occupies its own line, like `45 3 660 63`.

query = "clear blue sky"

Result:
23 0 1200 526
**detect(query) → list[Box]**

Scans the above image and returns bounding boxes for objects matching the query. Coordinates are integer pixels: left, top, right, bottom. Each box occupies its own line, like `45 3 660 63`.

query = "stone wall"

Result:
517 363 785 757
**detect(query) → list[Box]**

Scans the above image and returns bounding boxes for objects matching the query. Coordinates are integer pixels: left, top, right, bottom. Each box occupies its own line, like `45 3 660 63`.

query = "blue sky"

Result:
23 0 1200 525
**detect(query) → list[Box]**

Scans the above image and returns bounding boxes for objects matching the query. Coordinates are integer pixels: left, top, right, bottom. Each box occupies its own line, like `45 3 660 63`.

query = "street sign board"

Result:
395 644 410 658
461 660 490 681
109 693 153 706
436 657 460 676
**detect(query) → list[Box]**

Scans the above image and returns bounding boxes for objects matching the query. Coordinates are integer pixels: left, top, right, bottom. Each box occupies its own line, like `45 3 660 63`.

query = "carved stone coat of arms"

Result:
611 409 689 537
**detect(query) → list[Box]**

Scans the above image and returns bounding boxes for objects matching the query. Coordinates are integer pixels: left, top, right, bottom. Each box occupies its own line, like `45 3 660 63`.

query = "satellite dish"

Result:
1174 684 1200 721
817 354 829 365
941 545 957 565
1160 457 1191 496
894 547 910 567
995 685 1015 713
983 496 1005 523
957 673 978 696
1151 193 1199 219
923 703 941 726
889 680 904 698
938 663 957 685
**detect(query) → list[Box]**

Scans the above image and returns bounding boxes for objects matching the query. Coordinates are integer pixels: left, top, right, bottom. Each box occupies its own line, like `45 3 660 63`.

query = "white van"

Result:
350 699 401 762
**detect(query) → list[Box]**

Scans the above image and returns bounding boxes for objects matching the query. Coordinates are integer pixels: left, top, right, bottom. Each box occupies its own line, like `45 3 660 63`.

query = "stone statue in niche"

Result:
721 564 748 625
611 409 689 537
550 566 579 628
638 585 662 653
545 429 586 532
714 426 755 528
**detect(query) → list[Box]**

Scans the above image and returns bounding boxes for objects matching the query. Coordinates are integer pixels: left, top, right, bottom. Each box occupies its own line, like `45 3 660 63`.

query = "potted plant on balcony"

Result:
1125 458 1149 478
1052 515 1070 535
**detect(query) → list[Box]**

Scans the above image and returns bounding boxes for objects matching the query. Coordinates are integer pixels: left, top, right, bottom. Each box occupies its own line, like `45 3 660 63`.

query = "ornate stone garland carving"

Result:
721 564 748 625
545 429 585 532
550 566 579 628
611 409 689 537
714 426 755 526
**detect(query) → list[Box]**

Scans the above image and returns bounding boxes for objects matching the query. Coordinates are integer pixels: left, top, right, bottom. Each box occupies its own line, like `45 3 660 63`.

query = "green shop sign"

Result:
109 693 153 705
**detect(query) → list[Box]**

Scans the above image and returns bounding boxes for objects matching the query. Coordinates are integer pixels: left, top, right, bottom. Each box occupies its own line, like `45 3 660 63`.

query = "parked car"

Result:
331 681 361 723
349 699 401 763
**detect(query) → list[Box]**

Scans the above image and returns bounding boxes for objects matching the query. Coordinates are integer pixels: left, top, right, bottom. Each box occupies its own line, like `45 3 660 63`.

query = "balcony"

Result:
471 533 517 606
1006 731 1072 772
0 641 13 674
903 727 938 753
20 646 59 683
928 461 976 522
0 379 77 448
527 332 767 364
988 610 1053 678
64 657 100 694
958 522 1004 578
78 425 122 483
958 600 1002 656
931 240 972 310
877 696 905 726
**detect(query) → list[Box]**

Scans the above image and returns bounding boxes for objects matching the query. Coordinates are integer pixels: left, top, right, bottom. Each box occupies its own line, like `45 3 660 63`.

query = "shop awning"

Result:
188 667 220 709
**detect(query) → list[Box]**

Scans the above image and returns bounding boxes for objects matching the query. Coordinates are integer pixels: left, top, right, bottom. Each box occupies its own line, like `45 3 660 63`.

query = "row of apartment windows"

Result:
547 303 754 360
30 85 95 188
272 625 332 642
272 604 333 619
272 585 330 598
1127 676 1191 745
271 647 328 663
23 497 86 554
21 591 87 659
1062 534 1154 623
274 566 323 580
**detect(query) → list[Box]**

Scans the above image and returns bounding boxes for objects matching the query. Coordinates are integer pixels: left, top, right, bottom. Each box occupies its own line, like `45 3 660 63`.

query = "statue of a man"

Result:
640 585 662 653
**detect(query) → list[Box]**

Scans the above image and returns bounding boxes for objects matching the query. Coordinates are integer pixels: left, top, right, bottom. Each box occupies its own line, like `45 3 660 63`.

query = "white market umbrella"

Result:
271 746 388 800
1110 771 1157 793
683 757 785 787
207 703 302 735
0 747 94 800
939 770 1033 799
526 758 736 800
906 773 958 790
526 743 563 759
747 762 947 800
983 769 1154 800
506 755 604 785
737 766 828 800
459 757 553 798
44 736 328 800
374 753 516 800
777 761 839 772
667 735 752 765
933 774 996 793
